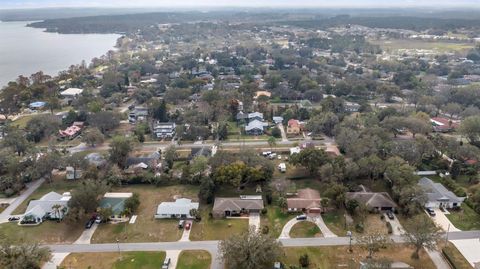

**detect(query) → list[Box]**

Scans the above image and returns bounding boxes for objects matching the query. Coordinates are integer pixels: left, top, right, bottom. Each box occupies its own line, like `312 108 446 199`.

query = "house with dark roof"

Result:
212 196 264 218
346 191 397 211
418 177 465 209
190 146 212 159
245 119 268 135
287 188 322 214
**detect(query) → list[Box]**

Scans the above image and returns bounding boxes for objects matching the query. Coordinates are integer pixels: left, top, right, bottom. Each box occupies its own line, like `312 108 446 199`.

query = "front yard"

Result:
0 220 86 244
60 251 166 269
446 203 480 231
92 185 199 243
261 206 291 238
189 206 249 241
177 250 212 269
289 221 321 238
281 245 436 269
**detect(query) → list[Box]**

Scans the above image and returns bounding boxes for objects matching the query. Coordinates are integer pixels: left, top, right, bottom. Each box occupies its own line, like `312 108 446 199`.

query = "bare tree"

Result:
356 232 389 259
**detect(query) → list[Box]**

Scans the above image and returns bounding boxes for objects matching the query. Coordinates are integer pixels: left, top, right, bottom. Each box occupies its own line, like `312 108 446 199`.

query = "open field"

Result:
12 177 83 215
92 185 199 243
0 219 86 244
177 250 212 269
282 245 436 269
60 251 166 269
189 206 249 241
446 203 480 231
370 39 474 53
289 221 321 238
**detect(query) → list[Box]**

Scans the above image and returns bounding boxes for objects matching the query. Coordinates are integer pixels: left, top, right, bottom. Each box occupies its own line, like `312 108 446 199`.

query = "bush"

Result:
355 223 364 233
299 254 310 268
261 208 268 215
386 222 393 234
261 225 270 234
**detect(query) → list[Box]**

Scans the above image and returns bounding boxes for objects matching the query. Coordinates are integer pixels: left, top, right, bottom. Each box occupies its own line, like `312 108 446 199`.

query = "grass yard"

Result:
92 185 199 243
359 214 389 235
289 221 321 238
13 178 83 215
369 39 473 53
446 203 480 231
0 220 86 244
322 210 348 236
12 114 36 129
177 250 212 269
261 206 292 238
282 245 436 269
60 251 166 269
442 242 473 269
189 206 249 241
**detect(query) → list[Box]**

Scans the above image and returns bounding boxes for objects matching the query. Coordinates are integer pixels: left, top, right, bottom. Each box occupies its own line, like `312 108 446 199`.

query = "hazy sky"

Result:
2 0 480 9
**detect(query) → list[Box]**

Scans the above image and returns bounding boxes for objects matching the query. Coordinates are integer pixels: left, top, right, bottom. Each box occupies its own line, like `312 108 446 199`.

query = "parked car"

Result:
162 258 171 269
178 220 185 229
8 217 19 222
85 218 95 229
262 151 272 157
296 215 307 220
185 222 191 230
268 153 277 159
426 207 436 217
95 216 102 224
386 211 394 220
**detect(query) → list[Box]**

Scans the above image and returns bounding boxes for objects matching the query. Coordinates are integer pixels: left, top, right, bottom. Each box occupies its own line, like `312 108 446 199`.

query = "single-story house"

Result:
20 191 71 225
325 144 341 157
273 116 284 125
58 122 84 140
418 177 465 209
286 119 303 135
247 112 264 122
60 88 83 100
345 101 360 112
431 117 460 133
191 146 212 159
245 120 268 135
346 191 397 211
212 196 264 218
128 106 149 123
99 192 133 221
287 188 322 213
254 91 272 99
155 198 199 219
153 122 176 139
85 152 107 167
29 101 47 110
125 152 161 171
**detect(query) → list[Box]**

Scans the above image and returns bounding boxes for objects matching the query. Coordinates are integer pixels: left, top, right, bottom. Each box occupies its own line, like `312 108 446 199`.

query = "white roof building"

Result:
21 191 71 224
60 88 84 98
155 198 199 219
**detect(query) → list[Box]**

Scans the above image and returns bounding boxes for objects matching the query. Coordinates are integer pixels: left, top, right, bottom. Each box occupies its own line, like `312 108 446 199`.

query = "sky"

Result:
2 0 480 9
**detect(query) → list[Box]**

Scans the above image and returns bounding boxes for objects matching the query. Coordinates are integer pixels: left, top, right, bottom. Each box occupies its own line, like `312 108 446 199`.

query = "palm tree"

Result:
51 204 62 219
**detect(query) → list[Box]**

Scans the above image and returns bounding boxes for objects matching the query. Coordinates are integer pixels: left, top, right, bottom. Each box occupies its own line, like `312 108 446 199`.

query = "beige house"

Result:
212 196 264 218
287 188 322 214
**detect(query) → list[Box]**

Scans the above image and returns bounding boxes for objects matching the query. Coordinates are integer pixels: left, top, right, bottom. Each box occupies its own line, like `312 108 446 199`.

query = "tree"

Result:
68 180 109 213
124 193 140 215
306 112 339 137
219 230 283 269
82 128 104 147
164 145 177 171
403 214 443 259
2 126 29 156
25 115 61 142
356 232 389 258
217 122 228 141
459 116 480 146
271 127 281 138
35 152 61 183
289 148 330 175
0 235 51 269
442 103 463 119
268 136 276 151
405 116 431 138
87 111 120 134
299 253 310 268
109 136 133 169
64 153 88 180
198 177 215 204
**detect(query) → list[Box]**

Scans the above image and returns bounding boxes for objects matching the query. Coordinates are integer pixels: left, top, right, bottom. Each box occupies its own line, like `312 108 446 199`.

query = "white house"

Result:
418 177 465 209
155 198 199 219
60 88 84 99
20 192 71 225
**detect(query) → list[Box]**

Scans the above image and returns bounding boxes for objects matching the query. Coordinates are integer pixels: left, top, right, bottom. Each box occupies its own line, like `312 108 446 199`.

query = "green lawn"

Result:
177 250 211 269
442 242 473 269
446 203 480 231
322 210 347 236
189 206 249 241
261 206 292 238
0 220 86 244
289 221 321 238
60 252 166 269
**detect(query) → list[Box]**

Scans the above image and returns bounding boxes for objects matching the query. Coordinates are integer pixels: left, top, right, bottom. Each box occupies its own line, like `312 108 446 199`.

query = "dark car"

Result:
426 208 436 217
386 211 395 220
162 258 171 269
8 217 20 222
296 215 307 221
85 218 95 229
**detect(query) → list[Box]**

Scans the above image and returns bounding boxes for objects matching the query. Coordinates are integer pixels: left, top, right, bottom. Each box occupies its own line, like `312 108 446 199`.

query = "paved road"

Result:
425 248 451 269
0 178 45 223
431 208 460 232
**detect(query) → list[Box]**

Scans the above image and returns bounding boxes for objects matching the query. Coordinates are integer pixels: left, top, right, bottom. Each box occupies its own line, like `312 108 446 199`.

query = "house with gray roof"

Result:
20 191 71 225
418 177 465 209
155 198 199 219
346 191 397 211
245 119 268 135
212 196 264 218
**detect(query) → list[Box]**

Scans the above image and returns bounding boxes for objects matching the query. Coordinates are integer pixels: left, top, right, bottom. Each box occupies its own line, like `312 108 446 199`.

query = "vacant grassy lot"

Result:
369 39 473 53
177 250 212 269
92 185 199 243
289 221 321 238
282 245 436 269
60 251 166 269
189 206 249 241
13 178 82 215
261 206 292 238
0 220 86 244
446 203 480 231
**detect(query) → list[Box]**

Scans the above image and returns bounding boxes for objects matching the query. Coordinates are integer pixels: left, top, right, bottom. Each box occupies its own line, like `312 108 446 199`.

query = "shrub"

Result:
299 254 310 268
261 208 268 215
355 223 364 233
262 225 270 234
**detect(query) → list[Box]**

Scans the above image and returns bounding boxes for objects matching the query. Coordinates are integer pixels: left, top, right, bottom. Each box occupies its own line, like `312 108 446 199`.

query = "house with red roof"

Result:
430 117 460 133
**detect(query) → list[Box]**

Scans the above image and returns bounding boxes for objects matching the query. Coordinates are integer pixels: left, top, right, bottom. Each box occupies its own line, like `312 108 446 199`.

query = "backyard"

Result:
176 250 212 269
92 184 199 243
60 251 166 269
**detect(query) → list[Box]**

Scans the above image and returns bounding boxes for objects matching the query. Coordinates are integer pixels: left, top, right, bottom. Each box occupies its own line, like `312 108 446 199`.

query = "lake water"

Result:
0 21 119 87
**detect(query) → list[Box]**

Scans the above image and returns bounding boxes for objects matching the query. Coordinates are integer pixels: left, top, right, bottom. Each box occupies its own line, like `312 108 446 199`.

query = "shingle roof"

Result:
213 197 264 213
287 188 321 209
346 192 397 209
156 198 199 216
418 177 465 204
245 120 267 131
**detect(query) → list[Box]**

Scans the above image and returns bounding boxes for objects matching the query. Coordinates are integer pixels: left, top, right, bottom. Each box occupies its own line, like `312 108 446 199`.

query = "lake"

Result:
0 21 120 87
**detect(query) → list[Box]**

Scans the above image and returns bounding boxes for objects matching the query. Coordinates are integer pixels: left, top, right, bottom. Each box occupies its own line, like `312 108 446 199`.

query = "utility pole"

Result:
445 223 450 247
347 231 353 252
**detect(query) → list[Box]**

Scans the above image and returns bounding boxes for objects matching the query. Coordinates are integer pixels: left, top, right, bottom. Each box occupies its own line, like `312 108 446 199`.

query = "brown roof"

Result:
346 192 397 209
212 197 264 213
287 188 321 209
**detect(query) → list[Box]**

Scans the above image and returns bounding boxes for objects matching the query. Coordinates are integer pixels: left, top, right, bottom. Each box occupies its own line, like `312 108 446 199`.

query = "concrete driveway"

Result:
179 221 192 242
384 213 405 236
75 223 99 244
165 250 181 269
429 208 460 232
0 178 45 223
277 123 288 142
249 212 261 233
279 215 337 239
